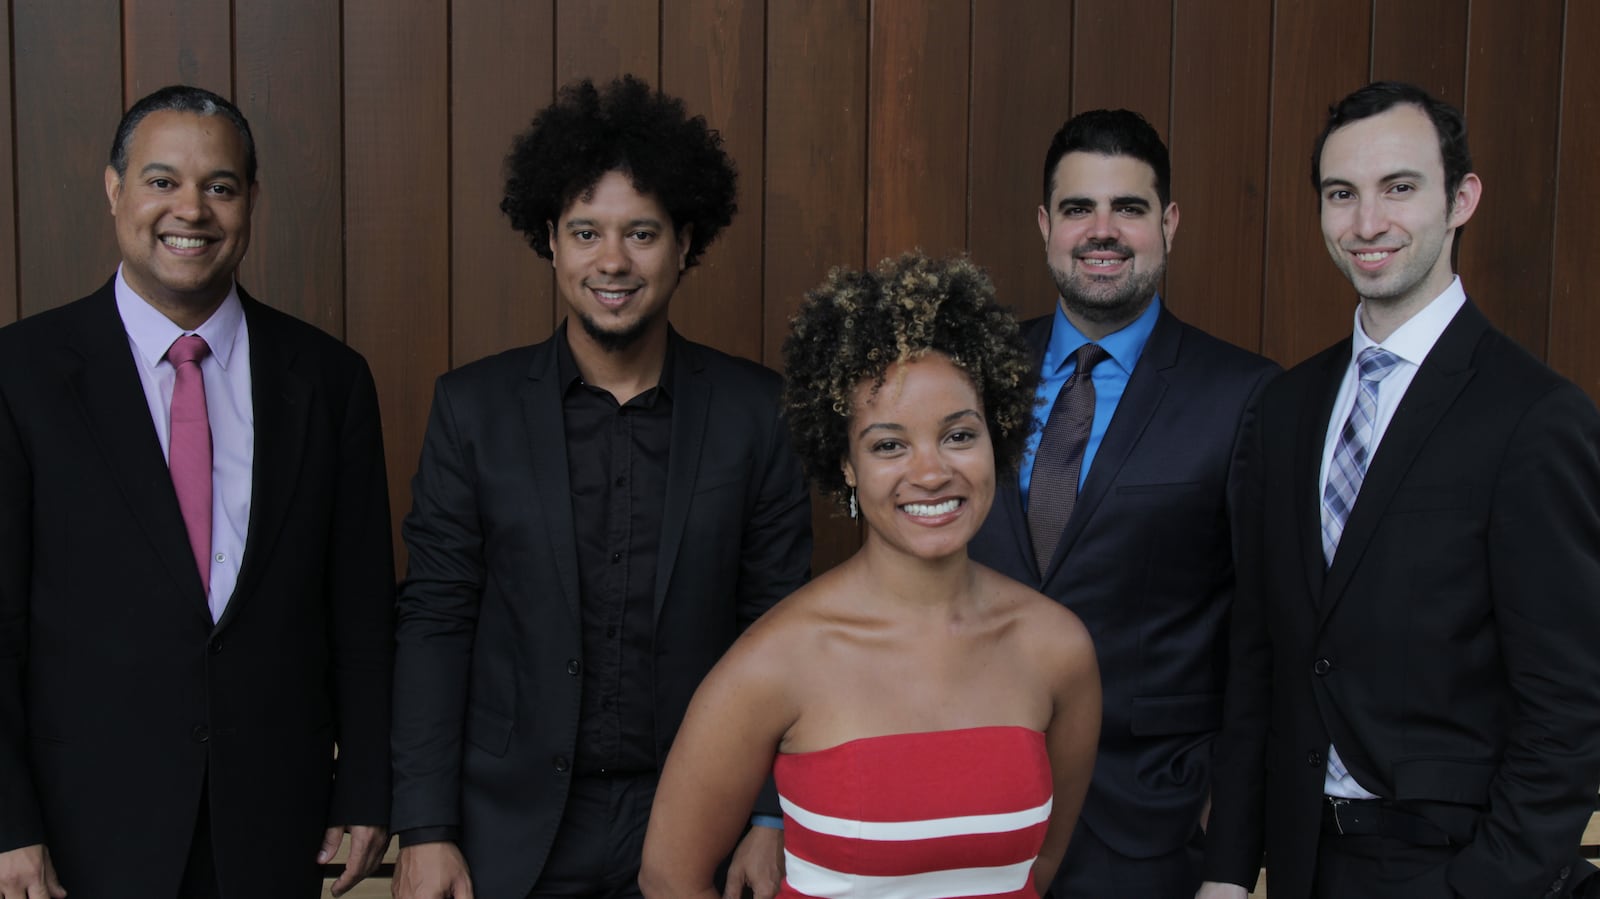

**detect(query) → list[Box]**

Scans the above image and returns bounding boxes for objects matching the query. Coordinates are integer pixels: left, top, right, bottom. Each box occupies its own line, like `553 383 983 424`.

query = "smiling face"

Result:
1317 103 1480 313
841 354 995 564
548 169 689 354
105 109 256 327
1038 151 1178 336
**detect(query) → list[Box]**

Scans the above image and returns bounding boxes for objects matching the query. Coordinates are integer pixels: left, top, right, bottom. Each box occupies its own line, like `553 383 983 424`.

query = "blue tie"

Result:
1321 347 1402 566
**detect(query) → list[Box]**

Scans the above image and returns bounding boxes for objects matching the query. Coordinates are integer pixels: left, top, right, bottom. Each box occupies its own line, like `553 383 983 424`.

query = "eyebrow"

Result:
563 217 665 230
1055 194 1152 213
1319 169 1427 191
855 408 982 440
137 162 241 183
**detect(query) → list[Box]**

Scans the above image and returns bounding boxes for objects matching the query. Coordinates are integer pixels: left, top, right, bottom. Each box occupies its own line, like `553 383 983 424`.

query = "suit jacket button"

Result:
1313 658 1331 675
209 638 223 655
566 659 581 676
553 756 570 773
1307 750 1323 767
192 725 210 743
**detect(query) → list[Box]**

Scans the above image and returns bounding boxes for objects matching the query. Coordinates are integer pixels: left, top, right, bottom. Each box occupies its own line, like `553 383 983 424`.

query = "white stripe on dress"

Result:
778 796 1052 841
782 853 1035 899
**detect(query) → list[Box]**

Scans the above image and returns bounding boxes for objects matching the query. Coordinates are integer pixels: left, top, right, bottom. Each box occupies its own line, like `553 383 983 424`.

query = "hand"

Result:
723 826 784 899
1195 882 1249 899
393 842 473 899
0 843 66 899
321 824 390 897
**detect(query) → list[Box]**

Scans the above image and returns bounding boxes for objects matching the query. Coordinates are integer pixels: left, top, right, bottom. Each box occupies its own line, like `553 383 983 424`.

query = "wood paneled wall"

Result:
4 1 1594 573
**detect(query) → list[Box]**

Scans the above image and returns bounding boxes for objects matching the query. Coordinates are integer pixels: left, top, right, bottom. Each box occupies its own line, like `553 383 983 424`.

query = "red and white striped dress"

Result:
773 726 1052 899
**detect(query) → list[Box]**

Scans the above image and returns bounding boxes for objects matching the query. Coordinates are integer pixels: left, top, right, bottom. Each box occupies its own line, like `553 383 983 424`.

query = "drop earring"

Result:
848 488 859 520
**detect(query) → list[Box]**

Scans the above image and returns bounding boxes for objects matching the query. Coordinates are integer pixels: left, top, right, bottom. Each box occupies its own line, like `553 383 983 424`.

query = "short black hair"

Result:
1311 81 1472 210
109 85 257 184
1042 109 1170 208
782 252 1039 509
501 75 738 269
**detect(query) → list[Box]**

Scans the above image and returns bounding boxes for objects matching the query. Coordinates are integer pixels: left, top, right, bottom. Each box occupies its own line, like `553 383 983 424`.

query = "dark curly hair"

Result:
783 252 1039 507
500 75 737 268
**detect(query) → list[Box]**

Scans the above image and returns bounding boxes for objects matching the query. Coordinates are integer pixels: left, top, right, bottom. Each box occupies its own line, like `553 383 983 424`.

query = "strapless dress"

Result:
773 725 1052 899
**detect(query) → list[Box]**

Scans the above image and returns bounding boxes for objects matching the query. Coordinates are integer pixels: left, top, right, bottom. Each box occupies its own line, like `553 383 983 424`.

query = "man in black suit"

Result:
968 109 1278 898
1200 82 1600 899
0 86 395 898
390 76 812 899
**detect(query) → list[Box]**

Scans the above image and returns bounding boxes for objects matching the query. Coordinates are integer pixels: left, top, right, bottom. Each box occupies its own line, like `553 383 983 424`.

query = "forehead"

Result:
851 353 981 416
125 109 247 171
560 169 671 223
1048 151 1160 204
1320 104 1444 182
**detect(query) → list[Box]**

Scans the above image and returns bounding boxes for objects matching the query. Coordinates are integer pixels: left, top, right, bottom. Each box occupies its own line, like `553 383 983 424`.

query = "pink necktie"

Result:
167 334 212 595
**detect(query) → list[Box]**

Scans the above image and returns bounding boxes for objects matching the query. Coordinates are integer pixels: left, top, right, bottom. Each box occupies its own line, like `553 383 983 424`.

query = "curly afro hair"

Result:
782 252 1040 508
500 74 737 269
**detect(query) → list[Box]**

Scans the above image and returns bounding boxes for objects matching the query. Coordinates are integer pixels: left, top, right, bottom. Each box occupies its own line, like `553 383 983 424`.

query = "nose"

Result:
171 184 210 221
907 445 953 489
596 235 630 275
1353 195 1388 241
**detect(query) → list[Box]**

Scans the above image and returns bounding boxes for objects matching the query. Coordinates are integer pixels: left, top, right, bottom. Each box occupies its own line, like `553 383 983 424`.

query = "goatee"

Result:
577 308 658 353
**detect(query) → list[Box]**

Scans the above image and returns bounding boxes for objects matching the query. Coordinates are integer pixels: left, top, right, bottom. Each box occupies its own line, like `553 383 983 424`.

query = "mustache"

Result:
1073 238 1135 257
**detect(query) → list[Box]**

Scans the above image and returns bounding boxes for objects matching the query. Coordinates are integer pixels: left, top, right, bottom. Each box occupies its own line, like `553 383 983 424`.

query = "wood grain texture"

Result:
0 0 15 326
343 0 452 567
451 0 555 368
1550 0 1600 402
556 0 660 86
1072 0 1172 139
1259 0 1371 368
235 0 344 335
122 0 231 101
1167 0 1272 353
967 0 1073 323
662 0 766 360
1371 0 1467 103
1456 0 1564 358
13 0 122 315
765 0 870 573
868 0 971 262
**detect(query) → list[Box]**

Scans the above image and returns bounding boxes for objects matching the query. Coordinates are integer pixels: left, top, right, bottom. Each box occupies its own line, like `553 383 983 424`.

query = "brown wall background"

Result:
3 0 1595 574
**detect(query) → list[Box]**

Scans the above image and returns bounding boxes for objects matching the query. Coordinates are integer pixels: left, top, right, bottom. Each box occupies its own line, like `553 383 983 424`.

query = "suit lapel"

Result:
655 331 707 621
1318 303 1484 626
1296 344 1349 607
219 294 312 633
1040 307 1179 581
63 286 211 617
522 334 584 623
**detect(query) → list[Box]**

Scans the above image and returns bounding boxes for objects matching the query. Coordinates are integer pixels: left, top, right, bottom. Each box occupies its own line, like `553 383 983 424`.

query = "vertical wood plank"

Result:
1167 0 1272 352
1371 0 1468 102
344 0 452 564
555 0 660 85
766 0 870 573
1457 0 1564 358
1549 0 1600 402
451 0 555 367
661 0 765 360
0 0 15 326
235 0 344 335
867 0 971 262
122 0 231 101
1072 0 1172 136
1260 1 1372 367
967 0 1073 323
13 0 122 315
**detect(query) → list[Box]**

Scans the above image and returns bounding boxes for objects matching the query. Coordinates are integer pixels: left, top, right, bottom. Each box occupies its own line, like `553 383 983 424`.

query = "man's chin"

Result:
577 311 655 353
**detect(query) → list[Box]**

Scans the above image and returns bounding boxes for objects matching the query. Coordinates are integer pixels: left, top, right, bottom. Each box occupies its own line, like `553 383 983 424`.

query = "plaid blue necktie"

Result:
1321 347 1402 566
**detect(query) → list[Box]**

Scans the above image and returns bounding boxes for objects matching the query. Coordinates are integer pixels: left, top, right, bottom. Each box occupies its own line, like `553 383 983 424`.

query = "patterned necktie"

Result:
1320 346 1401 566
1028 342 1111 570
167 334 213 595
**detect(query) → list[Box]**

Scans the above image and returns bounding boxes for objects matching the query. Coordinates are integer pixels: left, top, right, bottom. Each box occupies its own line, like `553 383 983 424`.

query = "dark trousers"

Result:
525 772 657 899
1046 821 1203 899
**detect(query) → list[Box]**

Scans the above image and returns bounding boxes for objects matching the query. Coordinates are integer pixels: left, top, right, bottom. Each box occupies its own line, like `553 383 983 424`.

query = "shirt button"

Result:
553 756 570 773
611 552 621 564
192 725 210 744
615 476 626 487
606 626 617 638
1313 658 1332 676
566 659 581 676
214 552 226 563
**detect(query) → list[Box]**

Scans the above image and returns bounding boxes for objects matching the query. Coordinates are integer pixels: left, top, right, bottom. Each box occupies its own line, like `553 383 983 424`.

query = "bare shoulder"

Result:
974 564 1096 678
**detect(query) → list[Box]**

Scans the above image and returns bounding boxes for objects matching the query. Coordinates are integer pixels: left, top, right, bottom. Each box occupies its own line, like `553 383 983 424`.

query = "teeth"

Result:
595 289 633 299
163 236 207 249
902 499 960 517
1355 251 1390 262
1082 258 1123 267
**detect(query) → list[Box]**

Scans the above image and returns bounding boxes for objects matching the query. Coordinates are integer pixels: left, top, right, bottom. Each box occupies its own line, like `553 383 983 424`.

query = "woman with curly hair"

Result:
640 252 1101 898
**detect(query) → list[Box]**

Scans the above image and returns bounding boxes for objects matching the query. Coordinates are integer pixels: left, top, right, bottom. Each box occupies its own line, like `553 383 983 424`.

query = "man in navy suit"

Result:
1201 81 1600 899
969 108 1278 899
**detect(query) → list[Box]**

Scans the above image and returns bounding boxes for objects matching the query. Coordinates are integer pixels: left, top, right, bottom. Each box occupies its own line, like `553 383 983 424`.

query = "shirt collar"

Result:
1350 275 1466 366
1041 294 1162 377
114 265 245 371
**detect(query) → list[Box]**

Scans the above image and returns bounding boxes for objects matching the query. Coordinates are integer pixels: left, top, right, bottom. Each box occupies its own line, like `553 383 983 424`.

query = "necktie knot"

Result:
1356 346 1399 384
167 334 211 368
1072 342 1110 379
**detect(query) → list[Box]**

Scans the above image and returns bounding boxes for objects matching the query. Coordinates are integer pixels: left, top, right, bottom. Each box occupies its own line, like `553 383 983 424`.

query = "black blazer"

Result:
969 306 1277 862
1206 300 1600 898
390 325 812 899
0 281 396 898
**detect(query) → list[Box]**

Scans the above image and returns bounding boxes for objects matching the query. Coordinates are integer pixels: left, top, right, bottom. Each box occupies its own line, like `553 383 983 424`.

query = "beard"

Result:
576 306 660 353
1049 239 1165 327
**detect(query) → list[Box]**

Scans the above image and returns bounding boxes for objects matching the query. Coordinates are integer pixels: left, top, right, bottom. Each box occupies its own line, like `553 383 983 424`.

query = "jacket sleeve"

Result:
0 371 46 853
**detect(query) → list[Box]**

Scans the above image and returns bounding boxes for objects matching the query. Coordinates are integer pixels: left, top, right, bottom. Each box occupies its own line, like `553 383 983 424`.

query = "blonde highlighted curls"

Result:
782 252 1040 509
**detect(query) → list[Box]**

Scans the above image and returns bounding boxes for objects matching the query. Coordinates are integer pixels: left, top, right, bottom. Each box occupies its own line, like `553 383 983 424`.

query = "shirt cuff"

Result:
750 814 784 831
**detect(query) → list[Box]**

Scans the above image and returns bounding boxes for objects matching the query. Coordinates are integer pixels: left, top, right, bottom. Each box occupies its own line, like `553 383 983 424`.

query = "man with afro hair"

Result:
392 76 812 899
